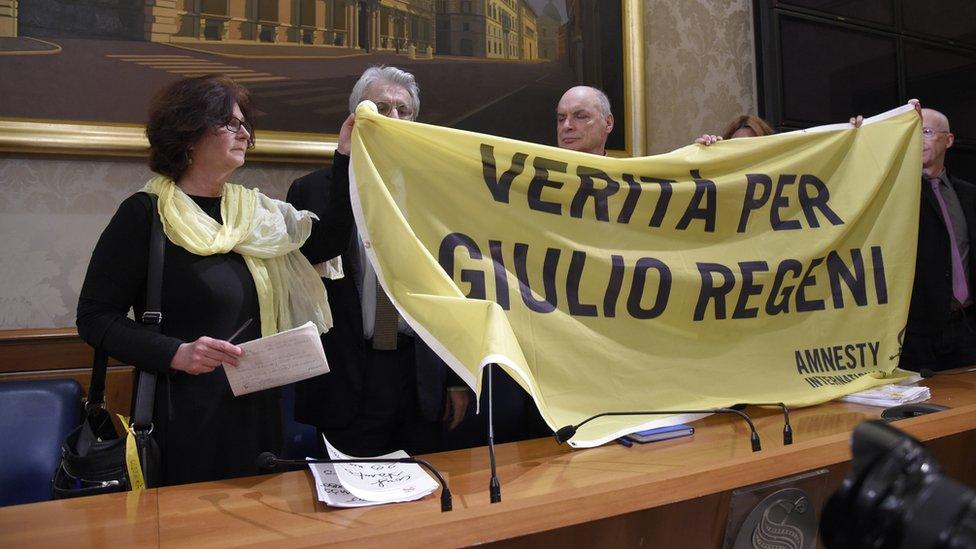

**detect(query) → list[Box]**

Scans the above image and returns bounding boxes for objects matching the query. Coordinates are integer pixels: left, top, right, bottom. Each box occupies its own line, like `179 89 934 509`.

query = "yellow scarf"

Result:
142 176 333 337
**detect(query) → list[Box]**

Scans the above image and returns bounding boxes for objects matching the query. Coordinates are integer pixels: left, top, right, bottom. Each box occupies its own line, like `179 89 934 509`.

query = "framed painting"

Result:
0 0 643 162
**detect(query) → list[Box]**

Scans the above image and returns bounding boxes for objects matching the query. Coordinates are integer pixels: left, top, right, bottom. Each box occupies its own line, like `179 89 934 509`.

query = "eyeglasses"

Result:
223 115 251 134
922 127 950 140
375 101 415 119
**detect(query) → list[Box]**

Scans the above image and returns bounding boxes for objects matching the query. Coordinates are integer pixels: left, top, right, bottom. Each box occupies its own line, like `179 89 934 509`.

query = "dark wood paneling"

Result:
0 328 134 426
0 327 119 373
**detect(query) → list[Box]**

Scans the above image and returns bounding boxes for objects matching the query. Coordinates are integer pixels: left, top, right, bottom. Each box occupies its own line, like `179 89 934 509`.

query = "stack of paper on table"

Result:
839 383 931 407
308 436 438 508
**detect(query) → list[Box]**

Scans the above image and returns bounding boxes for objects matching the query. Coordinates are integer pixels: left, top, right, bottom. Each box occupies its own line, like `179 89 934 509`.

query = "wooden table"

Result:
3 371 975 548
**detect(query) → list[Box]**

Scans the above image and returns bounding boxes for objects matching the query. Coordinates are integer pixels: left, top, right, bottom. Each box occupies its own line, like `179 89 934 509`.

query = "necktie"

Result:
928 177 970 305
373 278 399 350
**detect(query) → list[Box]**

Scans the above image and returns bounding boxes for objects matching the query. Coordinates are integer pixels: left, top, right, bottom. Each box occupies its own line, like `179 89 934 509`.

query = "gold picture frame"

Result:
0 0 643 163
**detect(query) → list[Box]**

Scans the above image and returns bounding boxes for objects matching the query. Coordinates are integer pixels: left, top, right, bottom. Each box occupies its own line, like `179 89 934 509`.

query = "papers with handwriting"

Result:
308 436 438 507
224 321 329 396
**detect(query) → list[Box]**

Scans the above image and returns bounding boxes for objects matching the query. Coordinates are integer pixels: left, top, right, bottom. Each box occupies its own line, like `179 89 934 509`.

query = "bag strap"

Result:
131 192 165 430
81 193 165 457
85 193 165 411
87 350 110 411
85 194 164 415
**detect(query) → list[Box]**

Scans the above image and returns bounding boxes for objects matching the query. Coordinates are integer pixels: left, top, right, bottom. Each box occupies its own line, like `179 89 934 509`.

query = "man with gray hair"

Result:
286 66 471 456
556 85 614 155
901 104 976 372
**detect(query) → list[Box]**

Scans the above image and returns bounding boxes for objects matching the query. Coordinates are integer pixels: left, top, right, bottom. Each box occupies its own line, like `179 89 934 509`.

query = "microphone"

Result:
919 366 976 378
257 451 278 470
257 451 453 512
554 408 763 452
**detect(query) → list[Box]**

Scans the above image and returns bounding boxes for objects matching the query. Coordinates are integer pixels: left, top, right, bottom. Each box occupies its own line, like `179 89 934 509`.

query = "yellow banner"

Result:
348 102 921 447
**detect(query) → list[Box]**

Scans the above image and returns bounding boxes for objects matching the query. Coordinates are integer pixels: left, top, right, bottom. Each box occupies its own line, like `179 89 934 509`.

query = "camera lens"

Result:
820 421 976 549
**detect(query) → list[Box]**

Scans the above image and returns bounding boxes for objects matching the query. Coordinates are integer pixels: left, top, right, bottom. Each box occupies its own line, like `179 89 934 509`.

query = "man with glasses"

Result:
901 106 976 372
286 66 472 457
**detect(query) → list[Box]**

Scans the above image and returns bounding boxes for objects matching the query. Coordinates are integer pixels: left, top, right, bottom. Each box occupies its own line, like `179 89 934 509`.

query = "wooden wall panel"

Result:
0 328 134 421
0 328 121 371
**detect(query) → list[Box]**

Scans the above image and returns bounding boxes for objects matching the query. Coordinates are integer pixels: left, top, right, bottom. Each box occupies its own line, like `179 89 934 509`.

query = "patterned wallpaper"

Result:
0 2 759 330
644 0 757 154
0 156 311 329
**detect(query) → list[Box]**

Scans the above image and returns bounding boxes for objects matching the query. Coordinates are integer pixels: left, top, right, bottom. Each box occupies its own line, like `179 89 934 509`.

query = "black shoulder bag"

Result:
52 193 165 498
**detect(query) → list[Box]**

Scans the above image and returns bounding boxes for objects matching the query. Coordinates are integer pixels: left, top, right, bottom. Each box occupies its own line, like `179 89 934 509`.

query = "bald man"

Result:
556 86 614 155
901 107 976 372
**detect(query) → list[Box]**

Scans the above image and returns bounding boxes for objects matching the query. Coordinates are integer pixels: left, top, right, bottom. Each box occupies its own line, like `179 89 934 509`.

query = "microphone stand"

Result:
554 408 762 452
258 452 452 512
487 362 501 503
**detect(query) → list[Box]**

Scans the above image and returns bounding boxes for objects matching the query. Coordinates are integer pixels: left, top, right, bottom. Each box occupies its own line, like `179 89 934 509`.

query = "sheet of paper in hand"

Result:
224 321 329 396
321 436 437 504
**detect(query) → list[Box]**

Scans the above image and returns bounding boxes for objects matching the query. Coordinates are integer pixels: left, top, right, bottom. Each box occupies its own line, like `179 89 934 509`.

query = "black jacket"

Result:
287 154 458 429
287 155 365 429
907 172 976 335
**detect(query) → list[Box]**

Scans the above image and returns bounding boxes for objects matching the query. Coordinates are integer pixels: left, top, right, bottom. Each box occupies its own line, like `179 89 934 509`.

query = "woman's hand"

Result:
695 134 723 146
170 337 243 375
336 113 356 155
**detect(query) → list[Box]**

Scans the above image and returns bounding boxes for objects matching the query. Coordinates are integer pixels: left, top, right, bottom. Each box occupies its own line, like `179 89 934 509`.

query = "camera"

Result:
820 420 976 548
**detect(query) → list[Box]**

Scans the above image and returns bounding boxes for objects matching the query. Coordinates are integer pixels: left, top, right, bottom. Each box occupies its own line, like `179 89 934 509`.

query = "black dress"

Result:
77 192 282 486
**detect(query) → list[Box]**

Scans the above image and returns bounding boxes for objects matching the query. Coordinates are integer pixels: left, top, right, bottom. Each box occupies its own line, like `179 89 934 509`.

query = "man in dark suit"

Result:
901 107 976 372
287 66 471 456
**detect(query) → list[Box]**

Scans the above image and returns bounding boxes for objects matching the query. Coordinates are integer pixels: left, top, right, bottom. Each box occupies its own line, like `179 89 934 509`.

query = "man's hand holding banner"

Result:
348 101 921 447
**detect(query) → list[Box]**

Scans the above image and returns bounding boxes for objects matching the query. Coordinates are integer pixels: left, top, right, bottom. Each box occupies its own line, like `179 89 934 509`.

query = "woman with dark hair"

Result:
695 114 776 145
77 74 332 485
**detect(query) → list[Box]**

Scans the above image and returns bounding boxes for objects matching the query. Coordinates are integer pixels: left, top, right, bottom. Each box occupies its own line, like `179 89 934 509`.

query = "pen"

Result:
617 437 633 448
226 318 253 344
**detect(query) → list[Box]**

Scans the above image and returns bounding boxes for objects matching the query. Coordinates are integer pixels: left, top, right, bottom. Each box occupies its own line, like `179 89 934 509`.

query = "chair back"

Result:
0 379 82 506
